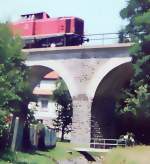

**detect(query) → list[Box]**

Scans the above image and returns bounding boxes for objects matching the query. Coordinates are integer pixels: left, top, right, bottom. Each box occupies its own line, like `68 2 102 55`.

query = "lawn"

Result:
0 142 80 164
1 143 149 164
103 146 150 164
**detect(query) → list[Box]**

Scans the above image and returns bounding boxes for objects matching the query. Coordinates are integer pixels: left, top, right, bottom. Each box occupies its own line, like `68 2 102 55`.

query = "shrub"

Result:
0 110 10 150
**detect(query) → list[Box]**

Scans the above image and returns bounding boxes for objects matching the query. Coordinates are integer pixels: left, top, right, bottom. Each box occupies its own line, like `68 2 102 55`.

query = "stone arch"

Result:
28 65 52 89
90 60 133 141
87 57 132 98
26 63 73 99
27 64 73 135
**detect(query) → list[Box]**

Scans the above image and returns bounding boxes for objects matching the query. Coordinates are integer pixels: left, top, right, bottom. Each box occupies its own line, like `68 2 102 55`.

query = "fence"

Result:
90 138 127 149
85 33 130 45
29 124 56 149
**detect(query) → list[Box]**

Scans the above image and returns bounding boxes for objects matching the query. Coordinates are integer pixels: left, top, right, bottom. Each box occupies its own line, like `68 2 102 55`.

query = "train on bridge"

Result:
11 12 88 48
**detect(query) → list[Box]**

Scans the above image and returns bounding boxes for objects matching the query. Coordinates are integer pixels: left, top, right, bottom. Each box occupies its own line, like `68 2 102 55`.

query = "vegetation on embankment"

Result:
0 142 80 164
116 0 150 145
103 146 150 164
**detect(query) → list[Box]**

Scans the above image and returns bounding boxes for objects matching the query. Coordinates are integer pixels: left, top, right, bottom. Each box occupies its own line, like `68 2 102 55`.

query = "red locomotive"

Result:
11 12 86 48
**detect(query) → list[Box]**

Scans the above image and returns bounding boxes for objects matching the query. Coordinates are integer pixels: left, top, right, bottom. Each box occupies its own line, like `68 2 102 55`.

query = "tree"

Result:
116 0 150 143
53 79 72 141
0 23 34 149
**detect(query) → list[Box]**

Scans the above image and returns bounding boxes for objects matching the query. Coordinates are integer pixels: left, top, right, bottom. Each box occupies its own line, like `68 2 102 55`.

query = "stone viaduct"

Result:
24 43 133 147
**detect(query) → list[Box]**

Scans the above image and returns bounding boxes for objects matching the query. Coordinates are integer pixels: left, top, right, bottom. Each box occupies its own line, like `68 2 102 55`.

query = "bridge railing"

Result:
85 33 131 45
90 138 127 149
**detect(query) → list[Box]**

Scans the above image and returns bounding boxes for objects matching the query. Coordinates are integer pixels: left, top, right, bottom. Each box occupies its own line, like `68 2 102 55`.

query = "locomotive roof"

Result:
21 12 49 17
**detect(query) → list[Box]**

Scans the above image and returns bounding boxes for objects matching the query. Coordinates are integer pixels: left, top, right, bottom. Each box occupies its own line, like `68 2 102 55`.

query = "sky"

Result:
0 0 127 35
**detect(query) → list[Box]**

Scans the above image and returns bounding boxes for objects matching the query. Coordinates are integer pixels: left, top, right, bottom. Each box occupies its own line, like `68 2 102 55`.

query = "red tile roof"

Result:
44 71 60 80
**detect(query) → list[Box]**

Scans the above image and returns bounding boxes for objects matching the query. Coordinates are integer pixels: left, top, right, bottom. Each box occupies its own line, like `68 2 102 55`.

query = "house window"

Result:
41 99 48 109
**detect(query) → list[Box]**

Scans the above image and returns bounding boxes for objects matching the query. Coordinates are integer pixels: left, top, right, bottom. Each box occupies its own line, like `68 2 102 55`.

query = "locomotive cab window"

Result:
34 13 44 20
21 13 45 20
34 12 50 20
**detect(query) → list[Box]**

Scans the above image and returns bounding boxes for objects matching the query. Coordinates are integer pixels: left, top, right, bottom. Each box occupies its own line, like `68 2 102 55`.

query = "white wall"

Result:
33 79 58 127
39 80 56 91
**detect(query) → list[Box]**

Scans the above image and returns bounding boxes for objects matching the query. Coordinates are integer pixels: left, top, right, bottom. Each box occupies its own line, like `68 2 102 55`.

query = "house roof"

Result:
44 71 60 80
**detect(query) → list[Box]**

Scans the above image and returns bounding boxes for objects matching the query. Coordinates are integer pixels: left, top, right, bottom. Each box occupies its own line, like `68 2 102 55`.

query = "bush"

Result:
0 110 10 150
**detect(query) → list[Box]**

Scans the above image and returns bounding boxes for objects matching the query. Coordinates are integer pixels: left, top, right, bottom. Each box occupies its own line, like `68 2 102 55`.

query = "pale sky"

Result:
0 0 127 35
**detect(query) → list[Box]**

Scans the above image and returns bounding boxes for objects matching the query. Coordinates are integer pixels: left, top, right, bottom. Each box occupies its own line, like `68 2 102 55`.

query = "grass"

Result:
103 146 150 164
0 142 80 164
2 143 150 164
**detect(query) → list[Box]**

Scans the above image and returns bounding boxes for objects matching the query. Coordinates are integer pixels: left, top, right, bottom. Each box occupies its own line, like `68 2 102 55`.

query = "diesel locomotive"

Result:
11 12 87 48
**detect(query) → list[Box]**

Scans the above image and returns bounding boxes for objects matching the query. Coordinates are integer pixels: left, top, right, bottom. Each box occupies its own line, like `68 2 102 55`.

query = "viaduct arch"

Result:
24 43 132 146
91 62 133 141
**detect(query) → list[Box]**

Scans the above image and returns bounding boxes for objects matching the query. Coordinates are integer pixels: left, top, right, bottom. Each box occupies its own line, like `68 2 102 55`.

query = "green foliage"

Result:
0 23 35 149
53 79 72 141
0 23 33 115
0 111 10 150
116 0 150 143
118 85 150 116
118 29 130 43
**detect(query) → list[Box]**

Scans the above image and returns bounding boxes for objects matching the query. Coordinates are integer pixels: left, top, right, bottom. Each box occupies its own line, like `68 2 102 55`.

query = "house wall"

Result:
33 79 58 127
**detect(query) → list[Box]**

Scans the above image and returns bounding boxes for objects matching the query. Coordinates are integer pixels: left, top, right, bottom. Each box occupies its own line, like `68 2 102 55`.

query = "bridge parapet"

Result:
85 32 131 45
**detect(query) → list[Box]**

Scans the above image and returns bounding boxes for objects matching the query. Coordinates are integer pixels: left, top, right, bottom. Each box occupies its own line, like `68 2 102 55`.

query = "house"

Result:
32 71 60 127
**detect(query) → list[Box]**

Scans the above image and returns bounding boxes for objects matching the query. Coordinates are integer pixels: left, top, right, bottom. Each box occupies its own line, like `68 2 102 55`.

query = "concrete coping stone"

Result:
22 43 133 53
